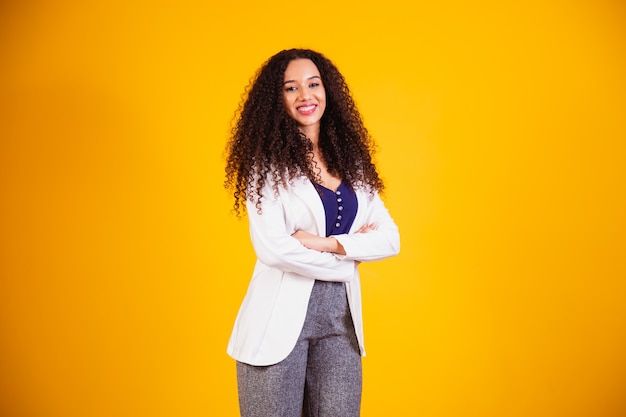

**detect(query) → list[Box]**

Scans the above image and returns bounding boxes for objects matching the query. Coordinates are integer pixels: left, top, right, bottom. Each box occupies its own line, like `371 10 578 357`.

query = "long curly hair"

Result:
224 48 384 215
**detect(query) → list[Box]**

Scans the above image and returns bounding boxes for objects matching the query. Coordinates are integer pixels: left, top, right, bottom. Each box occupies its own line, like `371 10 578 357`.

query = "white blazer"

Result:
227 175 400 366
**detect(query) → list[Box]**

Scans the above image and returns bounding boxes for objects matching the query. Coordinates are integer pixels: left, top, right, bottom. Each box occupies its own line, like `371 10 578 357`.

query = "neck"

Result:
299 125 320 147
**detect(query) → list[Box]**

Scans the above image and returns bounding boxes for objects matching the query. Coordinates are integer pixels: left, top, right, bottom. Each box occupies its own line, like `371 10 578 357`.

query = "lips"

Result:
296 104 317 115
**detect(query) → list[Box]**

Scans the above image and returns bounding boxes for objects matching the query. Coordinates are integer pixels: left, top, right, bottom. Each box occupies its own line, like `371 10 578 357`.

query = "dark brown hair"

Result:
224 48 383 215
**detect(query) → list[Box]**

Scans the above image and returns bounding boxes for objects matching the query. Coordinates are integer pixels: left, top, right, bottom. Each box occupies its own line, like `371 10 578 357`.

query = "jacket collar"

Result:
291 177 327 236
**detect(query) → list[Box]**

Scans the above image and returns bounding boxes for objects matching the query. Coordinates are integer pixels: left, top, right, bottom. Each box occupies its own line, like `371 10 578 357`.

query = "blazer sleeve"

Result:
246 184 356 282
332 192 400 262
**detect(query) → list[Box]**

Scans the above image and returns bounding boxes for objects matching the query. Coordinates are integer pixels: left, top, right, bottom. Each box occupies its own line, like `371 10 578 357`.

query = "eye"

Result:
310 82 320 88
284 86 297 92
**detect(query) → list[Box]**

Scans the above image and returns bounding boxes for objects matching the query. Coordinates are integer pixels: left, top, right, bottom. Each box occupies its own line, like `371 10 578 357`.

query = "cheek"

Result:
280 96 290 112
282 94 295 110
319 95 327 112
281 100 296 120
319 91 327 107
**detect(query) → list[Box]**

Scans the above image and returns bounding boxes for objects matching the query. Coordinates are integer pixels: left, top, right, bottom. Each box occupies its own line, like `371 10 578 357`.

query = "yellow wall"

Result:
1 1 625 416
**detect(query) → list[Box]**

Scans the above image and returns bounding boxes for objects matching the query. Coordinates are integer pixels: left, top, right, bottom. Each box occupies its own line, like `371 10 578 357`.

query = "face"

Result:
282 58 326 136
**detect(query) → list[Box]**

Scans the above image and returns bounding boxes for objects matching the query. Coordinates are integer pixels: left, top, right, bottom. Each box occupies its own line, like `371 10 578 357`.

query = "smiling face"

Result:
282 58 327 138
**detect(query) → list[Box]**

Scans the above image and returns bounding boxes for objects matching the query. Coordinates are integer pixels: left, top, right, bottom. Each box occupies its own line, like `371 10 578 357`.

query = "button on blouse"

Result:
316 181 358 237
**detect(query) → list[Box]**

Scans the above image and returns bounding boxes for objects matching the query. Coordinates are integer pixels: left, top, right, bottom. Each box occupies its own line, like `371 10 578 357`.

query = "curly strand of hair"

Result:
224 48 384 216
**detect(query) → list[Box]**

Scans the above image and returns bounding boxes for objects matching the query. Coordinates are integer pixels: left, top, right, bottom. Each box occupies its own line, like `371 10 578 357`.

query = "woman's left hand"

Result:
354 223 376 233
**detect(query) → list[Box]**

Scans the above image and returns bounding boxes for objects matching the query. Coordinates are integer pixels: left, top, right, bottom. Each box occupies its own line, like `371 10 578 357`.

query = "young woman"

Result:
224 48 400 417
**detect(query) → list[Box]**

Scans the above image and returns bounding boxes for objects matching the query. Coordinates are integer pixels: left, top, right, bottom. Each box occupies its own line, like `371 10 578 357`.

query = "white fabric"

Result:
227 176 400 366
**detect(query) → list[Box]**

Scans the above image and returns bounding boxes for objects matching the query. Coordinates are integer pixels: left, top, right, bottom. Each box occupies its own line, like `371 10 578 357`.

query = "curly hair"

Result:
224 48 384 215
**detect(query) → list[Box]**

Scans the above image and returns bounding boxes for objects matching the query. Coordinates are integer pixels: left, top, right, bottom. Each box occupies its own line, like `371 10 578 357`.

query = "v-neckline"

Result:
315 181 342 193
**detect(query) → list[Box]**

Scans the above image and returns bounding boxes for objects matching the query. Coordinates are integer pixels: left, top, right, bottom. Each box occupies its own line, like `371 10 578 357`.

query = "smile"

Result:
296 104 317 115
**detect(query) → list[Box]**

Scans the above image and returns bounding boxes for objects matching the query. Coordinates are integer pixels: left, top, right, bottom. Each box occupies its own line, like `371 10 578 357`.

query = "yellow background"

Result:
1 1 625 416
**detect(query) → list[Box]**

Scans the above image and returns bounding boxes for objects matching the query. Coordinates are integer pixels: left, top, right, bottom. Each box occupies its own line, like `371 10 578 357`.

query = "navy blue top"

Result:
316 182 358 237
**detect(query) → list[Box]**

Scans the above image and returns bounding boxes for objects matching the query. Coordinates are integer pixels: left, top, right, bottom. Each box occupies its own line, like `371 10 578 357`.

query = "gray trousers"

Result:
236 280 362 417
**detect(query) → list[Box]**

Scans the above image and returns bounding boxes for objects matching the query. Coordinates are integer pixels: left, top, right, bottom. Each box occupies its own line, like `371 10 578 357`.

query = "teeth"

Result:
298 105 315 111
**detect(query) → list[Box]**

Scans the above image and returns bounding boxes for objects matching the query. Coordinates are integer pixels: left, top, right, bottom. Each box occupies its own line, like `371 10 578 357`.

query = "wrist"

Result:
328 237 346 255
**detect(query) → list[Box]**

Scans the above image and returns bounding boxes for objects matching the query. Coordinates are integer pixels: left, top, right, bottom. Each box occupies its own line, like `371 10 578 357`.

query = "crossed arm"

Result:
291 223 377 255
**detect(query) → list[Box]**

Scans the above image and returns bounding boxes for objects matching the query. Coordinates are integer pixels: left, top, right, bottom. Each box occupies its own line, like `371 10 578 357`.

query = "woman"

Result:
224 48 400 417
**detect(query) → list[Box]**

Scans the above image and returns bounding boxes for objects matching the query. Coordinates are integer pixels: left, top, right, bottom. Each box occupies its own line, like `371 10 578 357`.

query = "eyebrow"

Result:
283 75 322 85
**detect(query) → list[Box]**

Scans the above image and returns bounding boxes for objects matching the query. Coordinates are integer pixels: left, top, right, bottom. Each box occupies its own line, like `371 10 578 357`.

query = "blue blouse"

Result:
316 182 358 237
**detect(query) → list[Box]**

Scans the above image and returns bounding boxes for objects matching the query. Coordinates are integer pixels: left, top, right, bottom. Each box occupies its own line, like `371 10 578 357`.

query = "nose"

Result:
298 87 311 101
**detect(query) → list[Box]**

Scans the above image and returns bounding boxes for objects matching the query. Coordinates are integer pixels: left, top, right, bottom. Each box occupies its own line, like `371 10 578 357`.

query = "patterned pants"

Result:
236 280 362 417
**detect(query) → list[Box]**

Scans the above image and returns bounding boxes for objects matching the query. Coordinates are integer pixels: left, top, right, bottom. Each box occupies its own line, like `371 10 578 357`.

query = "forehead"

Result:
283 59 321 81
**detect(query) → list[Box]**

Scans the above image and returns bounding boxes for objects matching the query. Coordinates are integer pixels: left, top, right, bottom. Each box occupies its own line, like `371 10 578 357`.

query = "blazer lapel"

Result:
351 190 369 233
291 177 327 236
